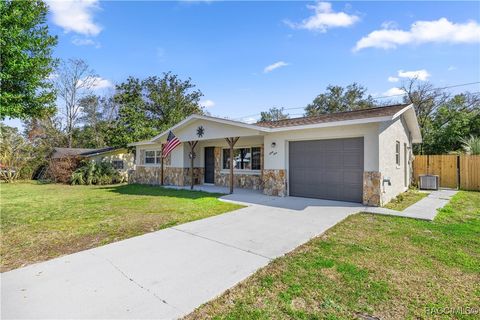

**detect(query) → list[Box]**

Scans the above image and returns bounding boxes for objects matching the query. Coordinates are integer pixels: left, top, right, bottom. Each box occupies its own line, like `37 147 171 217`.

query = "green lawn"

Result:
384 189 429 211
0 181 242 272
187 191 480 320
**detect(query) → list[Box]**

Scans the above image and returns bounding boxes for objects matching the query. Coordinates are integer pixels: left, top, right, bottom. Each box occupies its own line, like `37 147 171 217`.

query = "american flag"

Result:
162 131 181 158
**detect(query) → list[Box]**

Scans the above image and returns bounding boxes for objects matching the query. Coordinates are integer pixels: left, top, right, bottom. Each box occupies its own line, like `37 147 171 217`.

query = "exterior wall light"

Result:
271 142 276 148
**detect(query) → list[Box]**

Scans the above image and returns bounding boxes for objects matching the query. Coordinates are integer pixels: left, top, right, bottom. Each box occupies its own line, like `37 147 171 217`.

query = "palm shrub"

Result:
461 135 480 155
70 171 85 185
70 161 124 185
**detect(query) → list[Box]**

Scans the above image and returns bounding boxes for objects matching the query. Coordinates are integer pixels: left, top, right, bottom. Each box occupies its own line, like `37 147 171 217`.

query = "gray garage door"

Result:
289 137 364 202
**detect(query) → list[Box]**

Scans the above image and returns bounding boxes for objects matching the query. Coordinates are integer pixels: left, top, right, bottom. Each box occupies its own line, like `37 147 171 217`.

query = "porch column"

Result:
225 137 239 194
187 141 198 190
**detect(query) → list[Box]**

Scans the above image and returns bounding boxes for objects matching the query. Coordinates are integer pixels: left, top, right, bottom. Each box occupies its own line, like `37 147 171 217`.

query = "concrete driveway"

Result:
2 189 364 319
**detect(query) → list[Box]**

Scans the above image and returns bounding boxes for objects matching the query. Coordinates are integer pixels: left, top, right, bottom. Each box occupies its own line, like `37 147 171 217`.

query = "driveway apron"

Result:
2 194 363 319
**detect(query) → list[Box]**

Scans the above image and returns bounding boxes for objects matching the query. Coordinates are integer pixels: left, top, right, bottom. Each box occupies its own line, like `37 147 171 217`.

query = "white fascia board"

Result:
391 104 413 119
194 114 269 131
267 116 393 132
391 104 422 143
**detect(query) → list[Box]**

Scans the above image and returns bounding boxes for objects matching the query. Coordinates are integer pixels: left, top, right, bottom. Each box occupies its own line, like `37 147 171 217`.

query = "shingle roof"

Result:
80 146 120 156
51 148 96 159
51 147 124 159
255 104 408 128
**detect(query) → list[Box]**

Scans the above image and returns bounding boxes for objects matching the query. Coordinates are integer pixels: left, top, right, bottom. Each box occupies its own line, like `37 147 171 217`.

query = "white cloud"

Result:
78 77 113 90
448 65 457 71
48 0 102 36
72 38 95 46
71 37 100 48
354 18 480 51
398 69 430 81
285 2 359 32
241 117 258 124
381 21 398 29
388 76 399 82
92 77 113 89
383 87 406 97
200 99 215 108
263 61 289 73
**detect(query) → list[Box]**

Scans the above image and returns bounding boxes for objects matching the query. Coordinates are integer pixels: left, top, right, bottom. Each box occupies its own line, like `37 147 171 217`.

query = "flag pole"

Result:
160 144 164 186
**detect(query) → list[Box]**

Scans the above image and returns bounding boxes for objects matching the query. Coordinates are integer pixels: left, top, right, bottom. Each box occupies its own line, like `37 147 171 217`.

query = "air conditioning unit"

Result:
419 175 439 190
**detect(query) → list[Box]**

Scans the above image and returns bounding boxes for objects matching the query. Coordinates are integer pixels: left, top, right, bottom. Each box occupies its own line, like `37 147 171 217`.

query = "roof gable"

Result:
149 114 268 143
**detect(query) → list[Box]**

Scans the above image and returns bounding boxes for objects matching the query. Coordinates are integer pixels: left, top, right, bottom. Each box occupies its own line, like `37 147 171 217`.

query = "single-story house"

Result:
128 104 422 206
51 147 135 177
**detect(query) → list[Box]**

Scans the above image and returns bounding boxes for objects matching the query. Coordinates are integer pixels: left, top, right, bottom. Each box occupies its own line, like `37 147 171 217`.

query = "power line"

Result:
370 81 480 100
233 81 480 120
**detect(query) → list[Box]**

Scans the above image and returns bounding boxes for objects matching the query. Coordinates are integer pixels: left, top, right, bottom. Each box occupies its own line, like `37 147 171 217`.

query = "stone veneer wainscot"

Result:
131 166 203 186
262 169 287 196
363 171 382 206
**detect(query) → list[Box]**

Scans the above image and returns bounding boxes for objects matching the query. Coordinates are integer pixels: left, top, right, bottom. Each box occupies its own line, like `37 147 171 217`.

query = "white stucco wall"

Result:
174 119 263 141
136 143 184 167
378 116 412 204
263 123 380 171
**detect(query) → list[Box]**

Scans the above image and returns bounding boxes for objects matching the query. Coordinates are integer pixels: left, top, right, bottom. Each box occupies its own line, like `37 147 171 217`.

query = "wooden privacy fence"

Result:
413 155 480 191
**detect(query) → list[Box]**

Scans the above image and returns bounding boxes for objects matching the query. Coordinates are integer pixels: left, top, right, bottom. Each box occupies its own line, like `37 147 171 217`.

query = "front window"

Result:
112 160 124 169
145 150 162 164
223 147 261 170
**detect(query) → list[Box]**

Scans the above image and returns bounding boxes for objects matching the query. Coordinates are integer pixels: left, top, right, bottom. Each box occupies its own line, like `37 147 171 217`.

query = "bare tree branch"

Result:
55 59 98 147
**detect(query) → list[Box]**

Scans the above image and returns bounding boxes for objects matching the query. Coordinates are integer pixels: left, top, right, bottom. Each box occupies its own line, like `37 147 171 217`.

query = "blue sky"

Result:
6 1 480 128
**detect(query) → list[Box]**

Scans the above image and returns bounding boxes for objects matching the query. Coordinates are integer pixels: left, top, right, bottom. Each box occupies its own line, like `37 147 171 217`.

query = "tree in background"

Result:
402 78 480 154
77 94 106 148
0 0 58 119
106 77 152 147
401 79 449 154
422 93 480 154
23 116 66 179
55 59 98 147
260 107 289 122
0 123 32 182
108 73 203 147
305 83 375 116
142 73 203 130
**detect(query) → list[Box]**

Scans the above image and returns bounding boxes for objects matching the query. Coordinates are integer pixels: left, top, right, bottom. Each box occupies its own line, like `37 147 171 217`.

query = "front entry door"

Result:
204 147 215 184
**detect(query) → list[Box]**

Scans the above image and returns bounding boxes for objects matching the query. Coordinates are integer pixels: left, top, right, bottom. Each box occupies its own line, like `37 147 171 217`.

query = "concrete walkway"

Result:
2 190 363 319
364 189 458 220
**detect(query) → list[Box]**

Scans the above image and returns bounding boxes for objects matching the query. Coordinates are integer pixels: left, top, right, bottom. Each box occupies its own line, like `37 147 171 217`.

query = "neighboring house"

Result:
129 104 421 206
80 147 135 178
51 147 135 177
